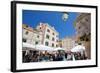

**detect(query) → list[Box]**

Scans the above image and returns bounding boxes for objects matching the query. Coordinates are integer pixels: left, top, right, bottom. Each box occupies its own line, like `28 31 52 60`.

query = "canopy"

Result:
35 45 55 51
71 45 85 52
23 43 35 48
23 43 56 51
55 47 65 51
22 43 36 50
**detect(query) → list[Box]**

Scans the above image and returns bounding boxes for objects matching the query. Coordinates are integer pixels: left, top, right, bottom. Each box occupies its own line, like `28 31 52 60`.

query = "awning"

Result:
23 43 35 48
35 45 55 51
71 45 85 52
55 47 65 51
22 43 36 50
22 43 56 51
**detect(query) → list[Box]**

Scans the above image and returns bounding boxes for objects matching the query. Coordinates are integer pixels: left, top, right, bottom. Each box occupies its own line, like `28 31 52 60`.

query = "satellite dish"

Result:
62 13 69 21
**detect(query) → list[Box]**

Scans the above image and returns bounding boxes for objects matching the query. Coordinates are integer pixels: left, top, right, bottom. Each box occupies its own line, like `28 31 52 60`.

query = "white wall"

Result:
0 0 99 73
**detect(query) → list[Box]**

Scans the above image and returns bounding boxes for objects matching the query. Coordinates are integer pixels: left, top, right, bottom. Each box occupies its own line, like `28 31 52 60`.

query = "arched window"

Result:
23 38 27 42
25 31 28 35
46 35 50 39
52 32 55 35
47 29 50 33
35 41 38 45
45 42 49 46
52 43 54 47
52 37 55 41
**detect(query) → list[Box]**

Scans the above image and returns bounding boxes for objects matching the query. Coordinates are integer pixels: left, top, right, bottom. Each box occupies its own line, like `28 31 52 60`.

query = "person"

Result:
77 52 81 60
24 54 30 62
22 51 26 62
49 55 53 61
43 51 49 61
31 55 38 62
38 52 43 61
67 52 73 60
81 51 88 60
73 52 78 60
52 54 56 61
65 52 68 59
52 53 58 61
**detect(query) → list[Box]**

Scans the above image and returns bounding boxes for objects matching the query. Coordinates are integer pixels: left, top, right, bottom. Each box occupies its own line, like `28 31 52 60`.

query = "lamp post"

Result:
62 12 69 21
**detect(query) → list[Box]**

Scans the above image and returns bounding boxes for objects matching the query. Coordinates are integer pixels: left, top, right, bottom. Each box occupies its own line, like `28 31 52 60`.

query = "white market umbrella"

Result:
35 45 55 51
71 45 85 52
23 43 35 48
23 43 56 51
22 43 36 50
55 47 65 51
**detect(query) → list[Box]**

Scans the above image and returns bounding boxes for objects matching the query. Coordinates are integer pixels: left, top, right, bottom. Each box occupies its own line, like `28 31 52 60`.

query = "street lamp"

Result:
62 12 69 21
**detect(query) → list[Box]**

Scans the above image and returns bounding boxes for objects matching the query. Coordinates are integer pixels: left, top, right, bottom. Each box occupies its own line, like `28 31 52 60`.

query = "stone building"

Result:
22 22 59 48
37 22 59 48
59 37 75 51
74 13 91 59
74 13 91 37
22 24 43 45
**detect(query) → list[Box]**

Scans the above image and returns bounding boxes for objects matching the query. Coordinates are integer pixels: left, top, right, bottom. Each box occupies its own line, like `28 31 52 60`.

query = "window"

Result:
85 18 88 22
60 45 62 48
52 43 54 47
37 35 39 38
23 38 27 42
47 29 50 32
25 31 28 35
45 42 49 46
56 35 58 38
52 37 55 41
46 35 50 39
35 41 38 45
26 25 28 28
56 45 58 47
52 32 55 35
78 26 81 29
56 40 58 42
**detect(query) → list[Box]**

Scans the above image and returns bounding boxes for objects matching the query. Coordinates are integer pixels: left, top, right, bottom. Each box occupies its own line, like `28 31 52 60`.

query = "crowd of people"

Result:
22 50 88 63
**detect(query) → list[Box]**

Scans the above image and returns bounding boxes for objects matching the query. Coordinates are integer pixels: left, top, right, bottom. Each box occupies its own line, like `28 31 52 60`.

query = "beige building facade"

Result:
22 24 43 45
22 22 59 49
37 22 59 48
75 13 91 37
60 37 75 51
74 13 91 59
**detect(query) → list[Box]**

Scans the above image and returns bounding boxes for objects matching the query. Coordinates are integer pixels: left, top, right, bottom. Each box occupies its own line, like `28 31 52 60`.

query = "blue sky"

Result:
22 10 78 39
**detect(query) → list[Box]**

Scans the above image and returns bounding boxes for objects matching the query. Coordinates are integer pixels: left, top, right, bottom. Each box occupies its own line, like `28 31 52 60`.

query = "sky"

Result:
22 10 78 39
